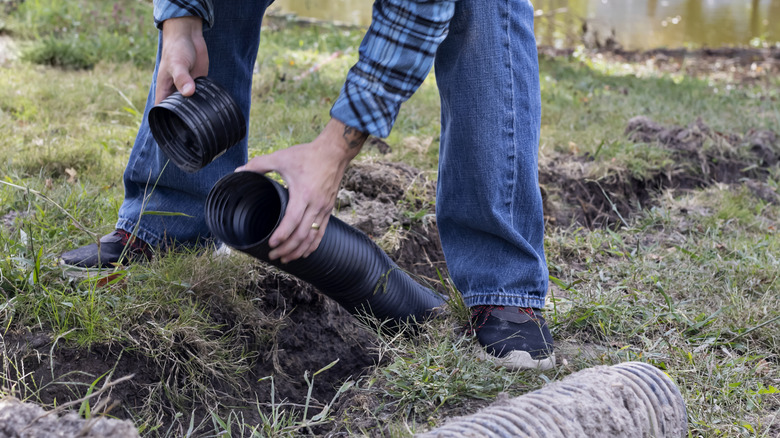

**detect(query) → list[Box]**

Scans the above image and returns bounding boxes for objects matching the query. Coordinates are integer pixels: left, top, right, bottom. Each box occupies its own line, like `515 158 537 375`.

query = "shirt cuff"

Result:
153 0 214 30
330 82 399 139
330 0 455 138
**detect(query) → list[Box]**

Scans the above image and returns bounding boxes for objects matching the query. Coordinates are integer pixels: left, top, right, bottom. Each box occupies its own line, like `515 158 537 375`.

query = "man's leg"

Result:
62 0 272 267
118 0 271 246
434 0 553 369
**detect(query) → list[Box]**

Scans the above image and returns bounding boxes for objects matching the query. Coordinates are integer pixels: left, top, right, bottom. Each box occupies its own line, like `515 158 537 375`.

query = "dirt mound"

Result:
338 161 446 291
2 160 447 433
541 117 779 228
538 46 780 83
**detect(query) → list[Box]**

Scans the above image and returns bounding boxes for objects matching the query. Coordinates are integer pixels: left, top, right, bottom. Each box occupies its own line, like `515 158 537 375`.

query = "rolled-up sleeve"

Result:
153 0 215 30
330 0 455 138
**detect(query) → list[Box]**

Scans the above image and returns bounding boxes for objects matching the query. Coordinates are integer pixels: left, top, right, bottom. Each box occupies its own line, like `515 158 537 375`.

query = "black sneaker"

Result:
60 229 153 269
468 305 555 370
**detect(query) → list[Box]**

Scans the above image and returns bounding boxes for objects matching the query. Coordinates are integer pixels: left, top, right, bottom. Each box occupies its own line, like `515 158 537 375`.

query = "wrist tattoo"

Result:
343 125 368 149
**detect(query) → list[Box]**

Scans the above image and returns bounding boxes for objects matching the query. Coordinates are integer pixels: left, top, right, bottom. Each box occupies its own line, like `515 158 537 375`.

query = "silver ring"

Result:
311 222 320 231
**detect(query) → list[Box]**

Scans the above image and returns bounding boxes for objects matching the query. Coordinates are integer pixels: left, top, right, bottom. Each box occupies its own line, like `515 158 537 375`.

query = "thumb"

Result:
236 153 277 174
171 64 196 97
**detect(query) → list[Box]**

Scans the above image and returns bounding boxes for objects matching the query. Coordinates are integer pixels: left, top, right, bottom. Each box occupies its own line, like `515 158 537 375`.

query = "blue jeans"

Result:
118 0 548 308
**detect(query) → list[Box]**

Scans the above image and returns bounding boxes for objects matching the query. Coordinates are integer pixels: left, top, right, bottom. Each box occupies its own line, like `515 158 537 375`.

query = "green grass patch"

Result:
6 0 157 68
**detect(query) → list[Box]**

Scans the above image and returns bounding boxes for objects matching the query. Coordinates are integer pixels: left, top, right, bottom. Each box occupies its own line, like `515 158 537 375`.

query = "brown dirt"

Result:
538 46 780 84
1 160 447 435
540 117 779 228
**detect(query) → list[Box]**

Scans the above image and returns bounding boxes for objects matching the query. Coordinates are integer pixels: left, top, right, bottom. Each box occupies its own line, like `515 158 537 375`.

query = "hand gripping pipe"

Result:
417 361 688 438
205 171 445 324
148 76 444 323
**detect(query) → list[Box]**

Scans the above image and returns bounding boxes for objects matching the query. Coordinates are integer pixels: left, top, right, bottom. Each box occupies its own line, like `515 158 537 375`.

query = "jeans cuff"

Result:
116 218 163 248
462 291 548 310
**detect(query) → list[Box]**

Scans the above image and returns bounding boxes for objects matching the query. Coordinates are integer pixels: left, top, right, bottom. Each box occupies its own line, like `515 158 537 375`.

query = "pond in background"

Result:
270 0 780 50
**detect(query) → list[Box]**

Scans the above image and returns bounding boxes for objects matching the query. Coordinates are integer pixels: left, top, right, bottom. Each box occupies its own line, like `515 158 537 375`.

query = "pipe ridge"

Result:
512 394 583 436
477 408 538 437
466 408 527 436
544 373 647 434
620 362 687 429
173 100 213 167
602 367 661 435
506 396 571 437
492 403 548 437
613 364 685 435
468 416 517 436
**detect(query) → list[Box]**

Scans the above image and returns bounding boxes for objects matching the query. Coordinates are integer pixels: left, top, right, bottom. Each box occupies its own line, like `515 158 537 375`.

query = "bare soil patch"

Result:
1 161 447 433
541 117 778 228
539 46 780 83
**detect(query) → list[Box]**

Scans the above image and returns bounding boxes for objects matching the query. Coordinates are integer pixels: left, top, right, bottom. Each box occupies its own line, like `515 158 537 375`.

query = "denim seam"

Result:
504 0 518 230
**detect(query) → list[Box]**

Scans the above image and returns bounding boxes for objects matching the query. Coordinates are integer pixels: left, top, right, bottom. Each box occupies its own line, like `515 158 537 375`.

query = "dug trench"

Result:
1 117 777 434
0 161 449 434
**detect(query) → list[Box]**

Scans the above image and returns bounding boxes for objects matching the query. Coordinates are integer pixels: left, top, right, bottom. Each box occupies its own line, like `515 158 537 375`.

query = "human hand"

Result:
236 119 367 263
155 16 209 105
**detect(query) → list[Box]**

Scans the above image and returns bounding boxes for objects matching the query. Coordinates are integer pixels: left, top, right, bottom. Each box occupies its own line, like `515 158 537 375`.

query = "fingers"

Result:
268 197 330 264
303 216 329 258
155 54 201 104
236 154 274 174
154 17 208 105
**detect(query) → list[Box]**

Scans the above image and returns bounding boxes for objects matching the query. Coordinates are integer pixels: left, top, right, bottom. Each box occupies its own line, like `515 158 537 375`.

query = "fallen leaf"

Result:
65 167 78 183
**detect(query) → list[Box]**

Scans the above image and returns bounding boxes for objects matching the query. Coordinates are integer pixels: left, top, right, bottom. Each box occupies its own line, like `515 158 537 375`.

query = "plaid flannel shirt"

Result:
153 0 455 138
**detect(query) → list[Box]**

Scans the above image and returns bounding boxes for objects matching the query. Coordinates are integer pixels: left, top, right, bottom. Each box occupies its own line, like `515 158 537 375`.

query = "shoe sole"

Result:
59 260 123 280
477 347 556 371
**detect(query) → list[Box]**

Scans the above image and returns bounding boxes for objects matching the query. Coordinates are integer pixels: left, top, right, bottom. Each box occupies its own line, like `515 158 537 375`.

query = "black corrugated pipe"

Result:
204 171 445 323
148 76 246 173
148 77 444 324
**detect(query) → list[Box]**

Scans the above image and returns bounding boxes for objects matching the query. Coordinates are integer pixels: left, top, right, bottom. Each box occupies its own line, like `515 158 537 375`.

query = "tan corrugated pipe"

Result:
418 362 687 438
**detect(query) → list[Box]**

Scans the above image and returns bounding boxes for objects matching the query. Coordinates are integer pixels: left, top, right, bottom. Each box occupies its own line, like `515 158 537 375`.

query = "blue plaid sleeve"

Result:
153 0 214 30
330 0 455 138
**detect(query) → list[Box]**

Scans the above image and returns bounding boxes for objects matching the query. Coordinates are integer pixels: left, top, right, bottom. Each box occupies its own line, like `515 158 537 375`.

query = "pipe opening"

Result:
149 76 246 173
149 108 204 172
206 172 283 250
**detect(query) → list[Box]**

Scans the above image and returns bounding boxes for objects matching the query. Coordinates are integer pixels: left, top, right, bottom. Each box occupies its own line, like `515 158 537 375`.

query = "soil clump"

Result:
0 398 139 438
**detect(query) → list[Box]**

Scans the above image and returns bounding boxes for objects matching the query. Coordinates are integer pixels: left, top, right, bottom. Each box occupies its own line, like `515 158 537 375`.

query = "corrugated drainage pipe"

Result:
417 361 687 438
148 76 246 173
205 171 445 324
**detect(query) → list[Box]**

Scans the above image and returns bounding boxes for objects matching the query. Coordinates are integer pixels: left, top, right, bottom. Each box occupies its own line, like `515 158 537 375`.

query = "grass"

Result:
1 1 779 437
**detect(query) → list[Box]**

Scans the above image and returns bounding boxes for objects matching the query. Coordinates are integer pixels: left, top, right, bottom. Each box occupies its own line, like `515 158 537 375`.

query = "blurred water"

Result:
270 0 780 50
